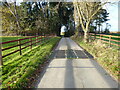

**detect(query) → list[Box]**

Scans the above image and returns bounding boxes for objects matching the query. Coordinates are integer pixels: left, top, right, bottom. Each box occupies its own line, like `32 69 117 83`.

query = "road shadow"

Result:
52 50 94 59
64 59 76 88
82 50 94 59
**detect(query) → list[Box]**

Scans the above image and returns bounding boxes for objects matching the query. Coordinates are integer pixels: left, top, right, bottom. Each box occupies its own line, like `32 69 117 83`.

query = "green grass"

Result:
2 36 45 64
106 33 120 36
90 34 120 46
1 37 60 88
72 36 119 81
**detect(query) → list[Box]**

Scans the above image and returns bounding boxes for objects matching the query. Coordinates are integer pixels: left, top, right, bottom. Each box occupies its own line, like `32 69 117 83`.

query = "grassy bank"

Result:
1 37 60 88
72 36 119 81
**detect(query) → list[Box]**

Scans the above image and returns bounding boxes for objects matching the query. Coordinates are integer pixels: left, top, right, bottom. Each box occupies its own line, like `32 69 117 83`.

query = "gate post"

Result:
109 35 111 47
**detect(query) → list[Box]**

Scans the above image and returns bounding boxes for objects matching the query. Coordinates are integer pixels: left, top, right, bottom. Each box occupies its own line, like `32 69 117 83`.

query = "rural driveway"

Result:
37 38 118 88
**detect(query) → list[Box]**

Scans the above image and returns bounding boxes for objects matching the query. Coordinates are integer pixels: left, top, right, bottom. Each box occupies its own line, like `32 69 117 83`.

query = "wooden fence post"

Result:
47 34 48 40
109 35 111 47
29 37 32 49
36 36 38 46
43 33 45 42
100 34 102 41
44 34 45 42
0 43 3 66
18 40 22 55
89 33 91 41
94 33 96 40
40 34 42 44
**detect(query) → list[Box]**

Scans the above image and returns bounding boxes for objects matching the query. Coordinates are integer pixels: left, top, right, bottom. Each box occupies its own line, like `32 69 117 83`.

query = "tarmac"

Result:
37 38 118 88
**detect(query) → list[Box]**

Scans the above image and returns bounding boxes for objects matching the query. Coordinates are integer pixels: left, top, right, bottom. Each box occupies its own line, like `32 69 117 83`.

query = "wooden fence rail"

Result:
89 33 120 47
0 35 49 66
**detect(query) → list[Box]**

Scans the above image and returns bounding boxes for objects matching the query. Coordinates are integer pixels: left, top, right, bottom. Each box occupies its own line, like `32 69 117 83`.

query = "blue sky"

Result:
103 3 118 32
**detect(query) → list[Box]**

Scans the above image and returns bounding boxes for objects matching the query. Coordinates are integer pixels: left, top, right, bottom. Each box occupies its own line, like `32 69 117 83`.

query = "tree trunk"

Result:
84 22 89 43
14 1 21 35
84 31 88 43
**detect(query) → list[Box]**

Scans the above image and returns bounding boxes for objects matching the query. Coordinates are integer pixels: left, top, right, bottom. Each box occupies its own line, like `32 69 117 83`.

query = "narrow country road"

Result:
37 38 118 88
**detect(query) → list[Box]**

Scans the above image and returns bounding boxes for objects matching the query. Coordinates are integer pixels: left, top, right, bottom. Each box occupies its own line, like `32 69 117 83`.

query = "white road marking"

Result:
73 50 79 58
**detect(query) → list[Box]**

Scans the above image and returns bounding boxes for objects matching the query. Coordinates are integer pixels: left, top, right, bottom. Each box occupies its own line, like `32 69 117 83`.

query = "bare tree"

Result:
73 0 107 42
3 0 21 35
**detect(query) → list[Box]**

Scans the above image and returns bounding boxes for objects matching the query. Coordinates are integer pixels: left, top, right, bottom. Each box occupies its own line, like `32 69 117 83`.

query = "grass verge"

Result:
71 36 119 82
1 37 60 88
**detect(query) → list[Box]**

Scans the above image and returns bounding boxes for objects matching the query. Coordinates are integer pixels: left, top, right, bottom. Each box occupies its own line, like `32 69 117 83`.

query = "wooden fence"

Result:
89 33 120 47
0 35 49 66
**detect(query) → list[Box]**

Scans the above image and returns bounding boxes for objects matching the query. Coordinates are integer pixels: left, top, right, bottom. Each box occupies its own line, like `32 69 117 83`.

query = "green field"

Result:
107 33 120 36
90 33 120 46
2 36 44 64
1 37 60 88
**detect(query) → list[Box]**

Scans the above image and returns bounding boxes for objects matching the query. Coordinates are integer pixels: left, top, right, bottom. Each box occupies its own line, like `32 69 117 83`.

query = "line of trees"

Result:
1 0 110 42
1 1 75 36
1 1 59 36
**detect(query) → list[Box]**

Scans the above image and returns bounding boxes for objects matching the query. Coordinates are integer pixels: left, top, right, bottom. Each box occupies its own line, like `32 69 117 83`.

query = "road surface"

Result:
36 38 118 88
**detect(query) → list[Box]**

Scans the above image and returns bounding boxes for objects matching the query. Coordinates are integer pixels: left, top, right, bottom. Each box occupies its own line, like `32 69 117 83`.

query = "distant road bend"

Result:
36 38 118 88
